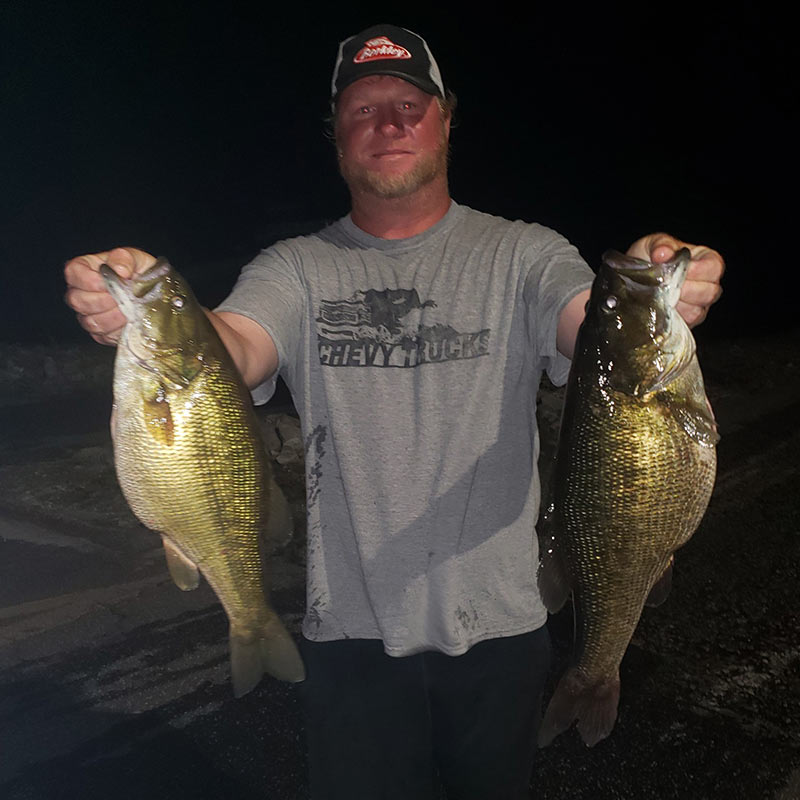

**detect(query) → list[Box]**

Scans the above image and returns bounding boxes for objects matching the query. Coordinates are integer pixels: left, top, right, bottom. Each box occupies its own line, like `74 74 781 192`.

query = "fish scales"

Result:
562 368 716 678
114 359 265 616
103 258 305 695
538 247 717 747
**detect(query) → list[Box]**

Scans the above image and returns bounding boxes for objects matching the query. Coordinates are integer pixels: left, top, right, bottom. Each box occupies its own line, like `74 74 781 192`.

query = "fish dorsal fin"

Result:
162 536 200 590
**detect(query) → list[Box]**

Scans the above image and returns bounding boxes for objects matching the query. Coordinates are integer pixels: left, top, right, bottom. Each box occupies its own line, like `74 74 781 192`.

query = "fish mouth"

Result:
599 248 695 395
101 258 184 366
601 248 690 304
100 258 172 323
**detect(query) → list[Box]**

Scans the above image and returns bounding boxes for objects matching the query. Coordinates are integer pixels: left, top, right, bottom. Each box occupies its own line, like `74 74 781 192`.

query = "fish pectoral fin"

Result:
229 615 306 696
261 479 294 554
666 396 720 447
162 536 200 590
537 527 571 614
645 556 674 608
143 384 175 446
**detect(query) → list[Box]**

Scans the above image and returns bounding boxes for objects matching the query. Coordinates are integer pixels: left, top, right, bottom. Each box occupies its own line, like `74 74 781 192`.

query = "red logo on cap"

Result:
354 36 412 63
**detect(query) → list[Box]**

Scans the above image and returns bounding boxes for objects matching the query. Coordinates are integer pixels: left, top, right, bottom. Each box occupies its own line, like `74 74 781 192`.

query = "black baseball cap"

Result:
330 24 446 108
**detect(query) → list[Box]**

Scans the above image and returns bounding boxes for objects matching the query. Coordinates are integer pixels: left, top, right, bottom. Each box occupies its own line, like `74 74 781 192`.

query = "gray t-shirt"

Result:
216 201 594 657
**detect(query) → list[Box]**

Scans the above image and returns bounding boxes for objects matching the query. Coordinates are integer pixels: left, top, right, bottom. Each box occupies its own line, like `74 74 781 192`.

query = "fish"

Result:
537 247 718 747
101 257 305 695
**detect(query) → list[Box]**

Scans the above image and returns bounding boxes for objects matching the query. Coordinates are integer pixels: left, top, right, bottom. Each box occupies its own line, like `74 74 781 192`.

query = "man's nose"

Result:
374 107 404 135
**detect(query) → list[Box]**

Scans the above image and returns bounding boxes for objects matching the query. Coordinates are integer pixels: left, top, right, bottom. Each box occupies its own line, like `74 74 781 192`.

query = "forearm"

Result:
204 309 279 390
556 289 590 360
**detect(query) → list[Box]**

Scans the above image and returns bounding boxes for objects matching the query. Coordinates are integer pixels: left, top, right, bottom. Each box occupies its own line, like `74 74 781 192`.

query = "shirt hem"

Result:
301 614 549 658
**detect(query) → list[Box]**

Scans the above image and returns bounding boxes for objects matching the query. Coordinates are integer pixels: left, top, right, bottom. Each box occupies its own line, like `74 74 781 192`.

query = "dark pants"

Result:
297 627 552 800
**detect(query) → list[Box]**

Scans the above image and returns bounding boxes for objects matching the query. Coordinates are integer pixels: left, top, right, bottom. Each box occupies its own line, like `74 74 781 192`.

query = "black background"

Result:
3 1 795 343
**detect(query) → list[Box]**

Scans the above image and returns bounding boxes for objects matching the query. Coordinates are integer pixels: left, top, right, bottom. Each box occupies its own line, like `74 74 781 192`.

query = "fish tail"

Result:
229 616 306 697
538 668 620 748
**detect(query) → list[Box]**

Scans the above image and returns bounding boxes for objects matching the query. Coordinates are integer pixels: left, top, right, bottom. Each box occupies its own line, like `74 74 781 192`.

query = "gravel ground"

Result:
1 332 798 799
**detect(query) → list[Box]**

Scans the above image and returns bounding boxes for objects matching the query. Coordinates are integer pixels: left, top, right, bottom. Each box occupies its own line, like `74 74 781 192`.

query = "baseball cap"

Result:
330 24 446 108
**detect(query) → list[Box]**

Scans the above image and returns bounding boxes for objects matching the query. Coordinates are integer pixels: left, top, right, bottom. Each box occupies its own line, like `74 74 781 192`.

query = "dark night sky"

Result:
2 2 795 343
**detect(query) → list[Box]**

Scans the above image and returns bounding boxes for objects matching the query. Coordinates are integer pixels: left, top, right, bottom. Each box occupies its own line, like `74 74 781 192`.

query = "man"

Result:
64 24 724 800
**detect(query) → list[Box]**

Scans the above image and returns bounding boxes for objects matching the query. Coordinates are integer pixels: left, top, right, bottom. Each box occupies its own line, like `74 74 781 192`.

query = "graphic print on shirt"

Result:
304 424 327 510
317 288 490 368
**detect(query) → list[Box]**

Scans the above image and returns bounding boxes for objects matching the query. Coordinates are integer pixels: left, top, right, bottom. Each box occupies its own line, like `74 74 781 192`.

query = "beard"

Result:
338 128 450 200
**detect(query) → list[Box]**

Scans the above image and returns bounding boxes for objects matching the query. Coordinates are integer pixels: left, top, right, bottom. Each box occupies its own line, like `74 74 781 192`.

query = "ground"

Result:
0 331 798 799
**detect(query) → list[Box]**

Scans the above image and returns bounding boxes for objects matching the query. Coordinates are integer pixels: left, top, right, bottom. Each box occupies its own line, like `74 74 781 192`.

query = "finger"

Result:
680 279 723 309
64 247 155 289
625 232 682 263
676 299 708 329
104 246 148 277
64 252 113 292
64 285 119 316
85 328 122 346
677 276 723 330
648 236 712 265
631 232 718 268
76 307 127 343
686 249 725 284
644 233 682 264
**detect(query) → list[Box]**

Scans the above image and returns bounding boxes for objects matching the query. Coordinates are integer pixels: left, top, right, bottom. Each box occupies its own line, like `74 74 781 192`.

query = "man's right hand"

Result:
64 247 157 345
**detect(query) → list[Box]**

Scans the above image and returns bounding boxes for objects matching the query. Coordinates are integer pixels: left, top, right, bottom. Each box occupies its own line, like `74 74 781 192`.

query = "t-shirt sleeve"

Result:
214 242 306 404
522 228 594 386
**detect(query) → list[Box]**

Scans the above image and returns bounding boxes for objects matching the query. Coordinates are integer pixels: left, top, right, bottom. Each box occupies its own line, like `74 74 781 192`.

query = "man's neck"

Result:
349 178 452 240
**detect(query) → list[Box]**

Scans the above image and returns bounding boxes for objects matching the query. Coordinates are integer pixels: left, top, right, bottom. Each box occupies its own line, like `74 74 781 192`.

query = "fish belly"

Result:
563 393 715 679
111 355 305 689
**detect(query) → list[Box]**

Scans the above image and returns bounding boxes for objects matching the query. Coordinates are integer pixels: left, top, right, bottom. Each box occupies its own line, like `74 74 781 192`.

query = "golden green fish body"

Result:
538 248 717 747
104 259 305 694
558 355 716 680
112 340 268 627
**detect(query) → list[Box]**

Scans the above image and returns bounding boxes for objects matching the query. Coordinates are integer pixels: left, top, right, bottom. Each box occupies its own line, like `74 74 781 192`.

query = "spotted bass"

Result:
102 258 305 695
537 248 718 747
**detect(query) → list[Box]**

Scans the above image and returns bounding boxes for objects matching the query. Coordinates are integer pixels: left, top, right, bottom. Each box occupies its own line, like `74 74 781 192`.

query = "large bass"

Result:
102 258 305 695
537 248 718 747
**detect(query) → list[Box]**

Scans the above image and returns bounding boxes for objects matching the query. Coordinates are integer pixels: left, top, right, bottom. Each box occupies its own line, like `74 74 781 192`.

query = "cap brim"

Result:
332 69 442 105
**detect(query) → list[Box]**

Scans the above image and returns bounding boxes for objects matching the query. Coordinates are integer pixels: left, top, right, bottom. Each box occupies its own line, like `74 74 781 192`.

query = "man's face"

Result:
335 75 450 199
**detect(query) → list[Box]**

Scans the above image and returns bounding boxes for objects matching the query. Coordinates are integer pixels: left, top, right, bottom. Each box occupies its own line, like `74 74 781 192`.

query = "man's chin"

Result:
344 168 433 199
340 150 448 200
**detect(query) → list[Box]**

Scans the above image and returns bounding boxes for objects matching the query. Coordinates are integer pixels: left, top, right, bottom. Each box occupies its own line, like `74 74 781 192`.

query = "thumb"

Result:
649 241 678 264
104 247 157 279
639 232 683 264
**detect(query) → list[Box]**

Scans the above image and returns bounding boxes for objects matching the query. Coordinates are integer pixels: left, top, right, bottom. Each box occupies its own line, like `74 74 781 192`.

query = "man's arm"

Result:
207 310 279 389
556 234 725 359
556 289 591 360
64 246 279 389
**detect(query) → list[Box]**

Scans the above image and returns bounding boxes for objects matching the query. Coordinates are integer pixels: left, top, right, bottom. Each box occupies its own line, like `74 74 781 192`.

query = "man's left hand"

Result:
627 233 725 328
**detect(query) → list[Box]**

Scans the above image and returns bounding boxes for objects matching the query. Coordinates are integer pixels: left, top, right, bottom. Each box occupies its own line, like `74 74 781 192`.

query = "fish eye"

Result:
171 295 186 309
604 295 618 311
